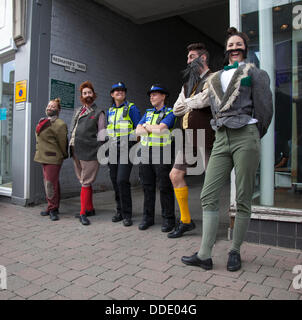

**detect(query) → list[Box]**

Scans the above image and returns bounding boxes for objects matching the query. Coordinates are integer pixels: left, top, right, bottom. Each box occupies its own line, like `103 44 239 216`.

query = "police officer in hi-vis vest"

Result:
107 82 141 227
136 84 177 232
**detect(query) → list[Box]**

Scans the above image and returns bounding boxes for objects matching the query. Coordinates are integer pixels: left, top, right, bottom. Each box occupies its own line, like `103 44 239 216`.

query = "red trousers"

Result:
42 164 62 211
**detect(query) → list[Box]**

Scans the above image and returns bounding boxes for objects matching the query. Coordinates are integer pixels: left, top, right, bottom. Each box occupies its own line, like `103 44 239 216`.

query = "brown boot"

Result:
275 157 288 169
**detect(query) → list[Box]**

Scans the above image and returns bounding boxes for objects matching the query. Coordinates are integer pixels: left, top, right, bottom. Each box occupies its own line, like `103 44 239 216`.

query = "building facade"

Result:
0 0 301 249
0 0 225 205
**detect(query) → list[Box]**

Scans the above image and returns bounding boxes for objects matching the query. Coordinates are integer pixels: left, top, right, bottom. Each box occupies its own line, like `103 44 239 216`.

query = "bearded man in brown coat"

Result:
168 43 215 238
69 81 106 226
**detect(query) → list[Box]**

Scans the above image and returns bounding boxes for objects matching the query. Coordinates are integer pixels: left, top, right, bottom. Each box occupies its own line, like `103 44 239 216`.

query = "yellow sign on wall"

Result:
15 80 27 103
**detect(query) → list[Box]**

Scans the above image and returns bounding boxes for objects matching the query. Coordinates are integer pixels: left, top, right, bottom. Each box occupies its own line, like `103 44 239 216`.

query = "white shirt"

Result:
220 61 245 92
220 61 257 124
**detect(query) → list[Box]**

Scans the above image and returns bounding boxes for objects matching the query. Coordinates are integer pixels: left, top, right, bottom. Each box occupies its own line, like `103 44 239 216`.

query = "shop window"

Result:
241 0 302 209
0 59 14 189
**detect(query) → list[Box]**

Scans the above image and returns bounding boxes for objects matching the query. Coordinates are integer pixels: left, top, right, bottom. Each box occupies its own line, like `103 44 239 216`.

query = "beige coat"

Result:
173 85 210 117
34 118 68 165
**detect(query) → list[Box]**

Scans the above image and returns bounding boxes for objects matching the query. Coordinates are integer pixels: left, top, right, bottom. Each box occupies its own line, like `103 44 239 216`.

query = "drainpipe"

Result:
259 0 275 206
229 0 241 212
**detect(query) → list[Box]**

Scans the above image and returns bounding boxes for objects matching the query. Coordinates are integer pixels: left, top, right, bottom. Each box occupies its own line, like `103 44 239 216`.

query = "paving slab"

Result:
0 185 301 301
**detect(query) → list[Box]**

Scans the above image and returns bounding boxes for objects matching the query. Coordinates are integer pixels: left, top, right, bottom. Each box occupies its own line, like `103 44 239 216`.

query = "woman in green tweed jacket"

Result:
181 27 273 272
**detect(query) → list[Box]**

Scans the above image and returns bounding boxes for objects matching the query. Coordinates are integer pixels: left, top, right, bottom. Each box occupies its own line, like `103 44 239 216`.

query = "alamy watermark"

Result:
97 128 207 175
0 265 7 290
292 265 302 290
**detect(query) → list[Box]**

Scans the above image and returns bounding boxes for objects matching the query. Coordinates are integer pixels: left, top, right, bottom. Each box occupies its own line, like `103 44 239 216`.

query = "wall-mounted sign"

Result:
15 80 27 103
0 108 7 120
51 54 87 73
15 103 25 111
50 79 75 109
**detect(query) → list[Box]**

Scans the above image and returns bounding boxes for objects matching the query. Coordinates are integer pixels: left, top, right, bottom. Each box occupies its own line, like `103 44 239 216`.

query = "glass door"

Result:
240 0 302 209
0 59 15 191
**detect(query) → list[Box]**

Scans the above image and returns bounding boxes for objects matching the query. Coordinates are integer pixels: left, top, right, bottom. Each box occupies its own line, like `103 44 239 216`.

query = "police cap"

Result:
111 82 127 93
147 84 169 97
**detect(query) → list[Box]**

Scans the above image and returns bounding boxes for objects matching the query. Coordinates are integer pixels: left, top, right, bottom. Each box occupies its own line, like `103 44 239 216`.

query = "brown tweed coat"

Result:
34 118 68 165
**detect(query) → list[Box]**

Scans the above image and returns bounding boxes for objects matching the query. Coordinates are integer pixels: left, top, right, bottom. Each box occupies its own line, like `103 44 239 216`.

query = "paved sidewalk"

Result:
0 186 301 301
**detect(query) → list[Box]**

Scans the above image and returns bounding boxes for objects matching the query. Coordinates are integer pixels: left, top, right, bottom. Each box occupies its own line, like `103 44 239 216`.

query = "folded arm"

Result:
173 86 210 117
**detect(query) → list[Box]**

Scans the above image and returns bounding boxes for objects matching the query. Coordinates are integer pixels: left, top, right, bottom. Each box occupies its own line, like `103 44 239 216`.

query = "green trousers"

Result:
198 124 260 260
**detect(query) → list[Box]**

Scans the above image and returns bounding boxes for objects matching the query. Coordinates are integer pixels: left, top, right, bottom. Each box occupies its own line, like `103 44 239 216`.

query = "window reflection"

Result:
0 60 15 188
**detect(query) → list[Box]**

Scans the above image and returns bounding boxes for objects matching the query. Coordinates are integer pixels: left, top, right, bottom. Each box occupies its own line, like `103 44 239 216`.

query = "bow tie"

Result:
224 61 239 71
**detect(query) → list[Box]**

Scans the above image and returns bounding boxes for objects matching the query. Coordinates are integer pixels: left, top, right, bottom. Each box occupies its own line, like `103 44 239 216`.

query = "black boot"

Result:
123 218 133 227
49 210 59 221
112 212 123 222
138 220 154 230
86 209 96 217
167 220 196 238
41 209 59 217
75 209 95 219
79 214 90 226
161 219 175 233
227 250 241 272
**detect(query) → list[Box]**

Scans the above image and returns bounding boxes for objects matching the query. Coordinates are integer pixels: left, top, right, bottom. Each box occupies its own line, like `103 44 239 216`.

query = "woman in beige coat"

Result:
34 98 68 221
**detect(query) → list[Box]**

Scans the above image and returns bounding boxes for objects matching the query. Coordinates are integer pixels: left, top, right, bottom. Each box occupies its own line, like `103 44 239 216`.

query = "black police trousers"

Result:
139 151 175 225
108 144 134 219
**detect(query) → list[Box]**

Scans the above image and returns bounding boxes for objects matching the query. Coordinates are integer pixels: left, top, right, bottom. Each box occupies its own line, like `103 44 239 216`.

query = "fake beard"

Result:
46 109 58 117
223 48 247 66
81 96 95 105
182 56 205 97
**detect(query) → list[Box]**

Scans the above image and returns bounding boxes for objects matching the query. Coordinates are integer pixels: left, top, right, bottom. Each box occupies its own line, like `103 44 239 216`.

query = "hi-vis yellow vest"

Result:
141 108 174 147
107 102 134 138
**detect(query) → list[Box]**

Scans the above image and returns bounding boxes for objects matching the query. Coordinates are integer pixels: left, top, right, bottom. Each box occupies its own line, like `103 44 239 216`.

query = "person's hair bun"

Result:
227 27 238 36
226 27 249 43
51 97 61 110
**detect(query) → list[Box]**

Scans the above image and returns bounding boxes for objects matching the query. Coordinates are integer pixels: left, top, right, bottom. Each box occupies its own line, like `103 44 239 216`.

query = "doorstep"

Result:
228 206 302 250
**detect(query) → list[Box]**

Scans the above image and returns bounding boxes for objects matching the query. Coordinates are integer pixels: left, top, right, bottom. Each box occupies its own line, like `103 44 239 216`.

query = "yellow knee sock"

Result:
174 187 191 224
